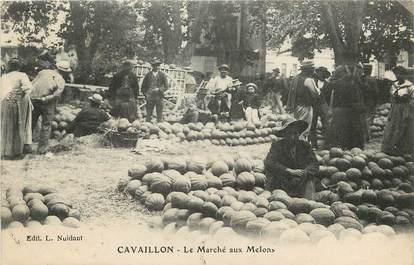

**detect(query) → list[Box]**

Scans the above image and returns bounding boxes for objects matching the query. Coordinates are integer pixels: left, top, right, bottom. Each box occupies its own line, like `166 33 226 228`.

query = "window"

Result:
281 63 287 77
292 64 298 76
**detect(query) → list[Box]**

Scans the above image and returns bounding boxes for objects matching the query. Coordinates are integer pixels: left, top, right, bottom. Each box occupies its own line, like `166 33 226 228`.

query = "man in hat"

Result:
227 79 245 120
206 64 233 92
264 118 319 199
266 67 287 114
286 61 319 141
207 88 231 123
309 66 331 149
108 59 139 122
66 94 110 137
184 66 197 93
31 60 72 154
141 58 169 122
361 63 378 142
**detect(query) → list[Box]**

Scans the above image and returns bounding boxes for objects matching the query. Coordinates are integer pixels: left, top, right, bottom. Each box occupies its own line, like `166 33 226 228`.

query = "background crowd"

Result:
1 52 413 161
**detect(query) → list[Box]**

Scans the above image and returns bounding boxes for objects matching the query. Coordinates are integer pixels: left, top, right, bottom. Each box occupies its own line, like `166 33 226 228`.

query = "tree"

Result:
259 0 414 65
2 0 145 83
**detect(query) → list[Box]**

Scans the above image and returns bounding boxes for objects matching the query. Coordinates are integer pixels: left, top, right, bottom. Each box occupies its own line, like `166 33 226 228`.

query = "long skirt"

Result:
381 102 414 156
1 94 32 157
326 107 365 150
293 105 313 141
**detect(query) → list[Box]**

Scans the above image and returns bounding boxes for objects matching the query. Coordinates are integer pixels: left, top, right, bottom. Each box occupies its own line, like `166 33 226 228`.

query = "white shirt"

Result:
304 77 319 96
391 80 414 98
0 71 32 100
206 75 233 91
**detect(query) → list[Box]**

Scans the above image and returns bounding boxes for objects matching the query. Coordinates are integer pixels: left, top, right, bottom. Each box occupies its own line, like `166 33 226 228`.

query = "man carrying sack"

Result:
141 58 169 122
264 118 319 199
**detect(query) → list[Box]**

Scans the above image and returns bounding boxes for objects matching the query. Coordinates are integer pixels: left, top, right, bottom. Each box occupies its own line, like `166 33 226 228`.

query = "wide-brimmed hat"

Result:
56 60 72 72
218 64 230 71
246 83 257 90
300 61 315 70
88 93 103 104
273 68 280 73
184 66 193 72
316 66 331 77
232 79 242 87
150 58 162 65
274 118 308 137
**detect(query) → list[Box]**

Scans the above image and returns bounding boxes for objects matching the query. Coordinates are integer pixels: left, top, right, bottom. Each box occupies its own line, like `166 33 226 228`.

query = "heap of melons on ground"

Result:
51 105 81 139
1 185 81 229
102 114 290 146
118 149 414 243
370 103 391 139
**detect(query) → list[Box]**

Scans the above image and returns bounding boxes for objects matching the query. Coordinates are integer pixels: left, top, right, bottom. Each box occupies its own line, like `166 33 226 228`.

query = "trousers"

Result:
146 97 163 122
32 99 56 153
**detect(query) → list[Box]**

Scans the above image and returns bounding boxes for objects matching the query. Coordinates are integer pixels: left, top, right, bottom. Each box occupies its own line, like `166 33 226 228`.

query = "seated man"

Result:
181 87 211 124
66 94 110 137
207 88 231 123
264 118 319 199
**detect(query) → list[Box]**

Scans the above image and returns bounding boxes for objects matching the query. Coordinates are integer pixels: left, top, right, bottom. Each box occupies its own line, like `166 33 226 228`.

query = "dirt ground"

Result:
0 135 382 227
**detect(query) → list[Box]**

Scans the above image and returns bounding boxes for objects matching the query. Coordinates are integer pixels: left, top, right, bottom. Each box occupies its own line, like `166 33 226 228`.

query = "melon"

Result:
187 196 204 212
23 193 44 203
7 221 24 229
277 209 296 219
126 180 142 195
170 192 189 209
209 221 225 235
1 207 13 228
221 195 238 206
230 210 257 234
253 207 268 217
330 172 347 184
335 158 351 171
12 204 30 222
25 220 42 228
263 211 285 222
219 173 236 187
187 156 207 174
288 198 312 214
361 190 377 204
334 216 363 231
260 221 290 239
167 158 187 174
245 218 271 237
199 217 216 233
329 147 344 158
189 175 208 191
210 161 229 176
186 212 203 230
254 197 269 208
252 160 265 173
345 168 362 181
128 165 147 180
43 215 62 225
68 209 81 221
310 208 335 226
150 176 172 196
176 209 192 227
378 158 393 169
202 202 219 218
30 203 49 221
268 201 287 211
252 172 267 188
145 158 164 173
134 185 148 200
206 194 222 208
234 158 253 175
295 213 315 224
279 228 310 244
62 217 80 228
206 175 223 189
172 176 191 193
236 172 256 190
145 193 165 211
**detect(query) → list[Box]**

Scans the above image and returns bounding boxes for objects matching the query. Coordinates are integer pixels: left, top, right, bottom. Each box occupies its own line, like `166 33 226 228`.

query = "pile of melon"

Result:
1 185 81 229
118 149 413 242
370 103 391 139
102 113 289 146
51 105 81 139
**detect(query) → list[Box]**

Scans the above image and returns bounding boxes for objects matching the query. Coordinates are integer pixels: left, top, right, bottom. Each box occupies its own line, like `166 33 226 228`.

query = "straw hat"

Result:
232 79 243 87
218 64 230 71
300 61 315 70
274 118 308 137
56 60 72 72
88 93 103 104
246 83 258 90
150 58 162 65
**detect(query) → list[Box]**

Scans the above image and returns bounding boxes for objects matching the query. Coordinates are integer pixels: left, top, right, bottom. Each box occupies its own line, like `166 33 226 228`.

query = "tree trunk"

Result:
182 1 210 65
69 1 92 83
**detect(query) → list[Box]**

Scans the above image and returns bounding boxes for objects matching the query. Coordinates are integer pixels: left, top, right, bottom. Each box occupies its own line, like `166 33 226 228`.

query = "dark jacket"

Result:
141 71 168 98
207 96 230 115
66 106 110 137
243 93 261 109
264 138 319 198
287 73 317 110
361 76 378 110
108 71 139 102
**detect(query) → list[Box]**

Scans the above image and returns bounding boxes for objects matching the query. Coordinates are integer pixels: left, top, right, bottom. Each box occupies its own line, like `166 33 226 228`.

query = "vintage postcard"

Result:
1 0 414 264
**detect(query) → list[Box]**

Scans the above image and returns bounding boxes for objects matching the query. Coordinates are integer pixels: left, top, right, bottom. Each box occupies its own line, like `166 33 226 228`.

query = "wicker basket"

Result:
106 131 139 148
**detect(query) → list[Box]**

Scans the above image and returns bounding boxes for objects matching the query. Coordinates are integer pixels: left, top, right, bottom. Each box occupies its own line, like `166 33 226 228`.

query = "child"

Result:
242 83 261 123
207 88 231 123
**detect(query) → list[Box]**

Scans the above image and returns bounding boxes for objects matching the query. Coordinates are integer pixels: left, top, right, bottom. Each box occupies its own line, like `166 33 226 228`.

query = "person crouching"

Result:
66 94 110 137
264 118 319 199
207 88 230 123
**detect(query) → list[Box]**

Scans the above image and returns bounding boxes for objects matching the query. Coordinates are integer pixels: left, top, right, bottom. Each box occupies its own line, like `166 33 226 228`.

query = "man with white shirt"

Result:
309 66 331 149
206 64 233 92
286 61 319 141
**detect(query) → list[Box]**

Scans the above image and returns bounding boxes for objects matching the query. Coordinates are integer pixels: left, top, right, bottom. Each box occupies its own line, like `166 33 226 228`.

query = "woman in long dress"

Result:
381 66 414 157
1 58 33 159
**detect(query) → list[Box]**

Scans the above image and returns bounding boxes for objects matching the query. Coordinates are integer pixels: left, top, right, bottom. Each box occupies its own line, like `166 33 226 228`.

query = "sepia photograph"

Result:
1 0 414 264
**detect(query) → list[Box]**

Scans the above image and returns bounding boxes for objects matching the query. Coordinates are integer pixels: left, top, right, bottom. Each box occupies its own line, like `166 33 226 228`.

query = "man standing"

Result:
141 58 169 122
286 61 319 141
264 118 319 199
108 60 139 122
361 63 378 142
309 66 331 149
31 60 72 154
266 68 286 114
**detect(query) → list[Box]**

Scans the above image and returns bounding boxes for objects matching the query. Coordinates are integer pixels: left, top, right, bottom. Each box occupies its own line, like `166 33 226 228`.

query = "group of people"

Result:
181 64 262 124
264 62 413 201
1 57 75 158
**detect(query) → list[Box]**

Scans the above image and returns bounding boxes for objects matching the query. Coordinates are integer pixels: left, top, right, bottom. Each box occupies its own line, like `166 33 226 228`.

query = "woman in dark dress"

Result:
226 79 245 120
325 64 366 150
